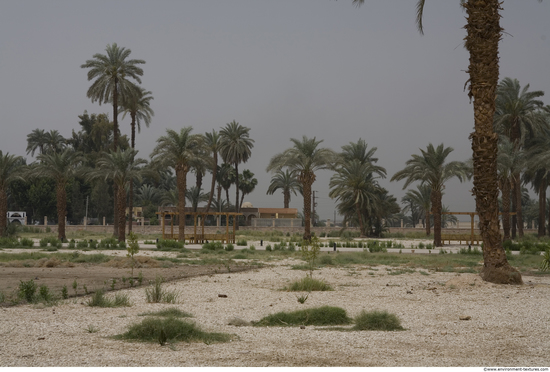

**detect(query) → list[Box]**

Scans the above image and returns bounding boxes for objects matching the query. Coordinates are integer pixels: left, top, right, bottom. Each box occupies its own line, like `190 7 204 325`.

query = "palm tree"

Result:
0 151 25 236
87 148 149 242
26 129 46 157
402 184 432 236
43 130 66 154
238 169 258 209
351 0 534 283
81 43 145 237
494 77 546 238
219 121 254 213
391 143 469 247
204 130 220 213
186 186 209 211
120 87 154 231
150 127 204 241
29 149 84 240
266 170 301 209
267 136 335 240
81 43 145 151
329 160 383 237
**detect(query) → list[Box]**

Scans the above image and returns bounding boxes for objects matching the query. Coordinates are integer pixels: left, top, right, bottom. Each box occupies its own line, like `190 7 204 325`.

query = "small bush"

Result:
236 239 247 246
459 246 482 255
202 241 224 251
61 285 69 299
77 240 89 249
265 244 272 251
353 310 404 331
87 289 131 307
38 284 53 302
19 237 34 248
255 306 352 327
19 279 37 302
145 276 179 303
114 317 233 344
225 243 234 251
286 277 332 292
156 239 184 250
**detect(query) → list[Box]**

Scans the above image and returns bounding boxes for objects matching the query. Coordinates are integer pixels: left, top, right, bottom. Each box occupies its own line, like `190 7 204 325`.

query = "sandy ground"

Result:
0 249 549 367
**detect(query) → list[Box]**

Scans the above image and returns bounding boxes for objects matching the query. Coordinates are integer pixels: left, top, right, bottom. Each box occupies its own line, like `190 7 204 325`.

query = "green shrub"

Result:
139 308 193 318
353 310 404 331
145 276 179 303
20 238 34 248
19 279 37 302
61 285 68 299
114 317 233 344
77 240 89 249
459 246 482 255
87 289 131 307
202 241 224 251
68 239 76 249
541 249 550 272
225 243 234 251
38 284 54 302
286 277 332 292
255 306 352 327
236 239 247 246
265 244 272 251
319 255 333 265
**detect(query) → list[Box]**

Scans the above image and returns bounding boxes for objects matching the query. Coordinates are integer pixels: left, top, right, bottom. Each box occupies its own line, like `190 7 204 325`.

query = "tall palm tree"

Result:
329 160 383 237
402 184 432 236
339 138 380 166
81 43 145 151
186 186 209 211
81 43 145 237
120 87 154 231
150 127 203 241
494 77 546 238
43 130 66 154
29 149 84 240
351 0 539 284
266 170 301 209
238 169 258 209
204 130 220 213
0 151 25 236
87 148 149 242
219 121 254 213
391 143 469 247
267 136 335 240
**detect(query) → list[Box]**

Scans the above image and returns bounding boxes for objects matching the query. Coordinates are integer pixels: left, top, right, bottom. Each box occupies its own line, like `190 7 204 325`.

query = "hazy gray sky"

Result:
1 1 549 222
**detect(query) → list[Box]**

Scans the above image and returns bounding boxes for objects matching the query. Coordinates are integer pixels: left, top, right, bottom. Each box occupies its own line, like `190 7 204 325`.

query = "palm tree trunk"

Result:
356 201 365 237
425 208 430 236
511 182 517 239
113 183 119 237
464 0 522 284
205 155 217 213
515 177 524 238
0 187 7 236
538 182 546 237
234 163 240 213
128 112 136 232
117 184 126 242
176 166 187 241
431 188 442 247
284 189 290 209
56 182 66 241
112 79 119 238
501 179 511 241
301 171 315 241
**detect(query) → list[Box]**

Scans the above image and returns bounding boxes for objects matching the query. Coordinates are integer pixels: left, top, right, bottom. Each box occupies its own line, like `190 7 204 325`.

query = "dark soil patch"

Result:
0 261 257 303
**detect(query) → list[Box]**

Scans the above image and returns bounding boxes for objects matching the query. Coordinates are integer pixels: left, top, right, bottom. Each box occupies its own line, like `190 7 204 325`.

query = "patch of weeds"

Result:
61 285 68 299
296 293 309 304
87 289 132 307
139 308 192 318
225 243 234 251
145 276 179 303
459 246 482 255
85 324 100 333
387 268 416 276
114 317 234 344
285 277 332 292
353 310 404 331
19 279 37 302
254 306 352 327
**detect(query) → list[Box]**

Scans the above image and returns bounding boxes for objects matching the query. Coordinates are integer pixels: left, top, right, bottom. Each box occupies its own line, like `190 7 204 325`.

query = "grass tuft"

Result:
139 308 192 318
254 306 351 327
285 277 332 292
353 310 404 331
114 317 233 344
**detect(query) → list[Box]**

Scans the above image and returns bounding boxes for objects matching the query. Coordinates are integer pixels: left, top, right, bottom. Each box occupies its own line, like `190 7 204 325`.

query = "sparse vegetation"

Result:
285 277 332 292
254 306 352 327
145 276 179 303
353 310 404 331
87 289 132 307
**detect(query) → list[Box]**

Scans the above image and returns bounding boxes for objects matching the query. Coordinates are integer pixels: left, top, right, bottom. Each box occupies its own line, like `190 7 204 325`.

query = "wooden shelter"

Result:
156 211 242 244
440 211 515 245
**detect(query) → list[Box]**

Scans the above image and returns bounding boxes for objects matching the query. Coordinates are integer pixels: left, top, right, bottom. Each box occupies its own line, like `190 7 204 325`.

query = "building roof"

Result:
258 208 298 215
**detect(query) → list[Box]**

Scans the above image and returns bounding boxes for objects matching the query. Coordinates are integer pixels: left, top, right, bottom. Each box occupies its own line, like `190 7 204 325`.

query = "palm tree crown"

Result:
266 170 301 209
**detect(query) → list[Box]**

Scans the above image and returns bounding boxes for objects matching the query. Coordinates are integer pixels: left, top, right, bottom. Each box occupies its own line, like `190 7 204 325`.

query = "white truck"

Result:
7 211 27 225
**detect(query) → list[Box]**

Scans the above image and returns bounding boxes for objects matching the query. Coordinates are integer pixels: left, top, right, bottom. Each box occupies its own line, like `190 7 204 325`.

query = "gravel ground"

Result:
1 257 549 367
